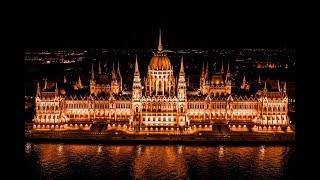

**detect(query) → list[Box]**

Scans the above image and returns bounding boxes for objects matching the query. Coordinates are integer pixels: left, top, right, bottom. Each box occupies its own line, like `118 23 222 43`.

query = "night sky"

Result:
22 2 296 49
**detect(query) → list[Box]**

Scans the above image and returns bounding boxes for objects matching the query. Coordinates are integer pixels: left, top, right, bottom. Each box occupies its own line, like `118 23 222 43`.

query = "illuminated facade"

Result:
32 31 292 134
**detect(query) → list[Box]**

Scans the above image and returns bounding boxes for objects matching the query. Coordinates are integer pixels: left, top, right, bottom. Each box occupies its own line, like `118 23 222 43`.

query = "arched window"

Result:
136 106 138 112
180 106 183 112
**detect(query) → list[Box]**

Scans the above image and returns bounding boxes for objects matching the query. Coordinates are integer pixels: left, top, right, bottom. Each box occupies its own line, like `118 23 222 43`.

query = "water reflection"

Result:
259 145 265 160
25 142 31 155
25 143 295 179
97 145 102 154
219 146 224 158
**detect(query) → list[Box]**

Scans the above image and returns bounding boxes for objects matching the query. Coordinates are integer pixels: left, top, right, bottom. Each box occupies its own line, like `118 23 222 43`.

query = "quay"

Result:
26 130 294 144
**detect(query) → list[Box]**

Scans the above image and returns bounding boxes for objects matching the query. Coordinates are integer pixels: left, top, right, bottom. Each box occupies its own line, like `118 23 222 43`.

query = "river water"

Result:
25 142 295 179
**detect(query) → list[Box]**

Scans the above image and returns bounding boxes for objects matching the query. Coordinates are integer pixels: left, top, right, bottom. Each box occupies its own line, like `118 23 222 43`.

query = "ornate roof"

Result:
149 54 171 70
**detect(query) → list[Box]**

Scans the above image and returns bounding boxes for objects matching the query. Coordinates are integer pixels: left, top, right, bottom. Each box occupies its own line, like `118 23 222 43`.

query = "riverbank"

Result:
26 131 295 144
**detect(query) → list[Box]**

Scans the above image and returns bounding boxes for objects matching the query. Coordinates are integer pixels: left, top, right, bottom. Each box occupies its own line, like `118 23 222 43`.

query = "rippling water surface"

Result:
25 142 295 179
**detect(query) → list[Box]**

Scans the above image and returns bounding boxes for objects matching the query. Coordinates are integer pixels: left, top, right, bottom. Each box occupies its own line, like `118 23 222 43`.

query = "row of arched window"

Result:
142 117 177 122
65 103 131 109
263 106 286 112
37 104 59 111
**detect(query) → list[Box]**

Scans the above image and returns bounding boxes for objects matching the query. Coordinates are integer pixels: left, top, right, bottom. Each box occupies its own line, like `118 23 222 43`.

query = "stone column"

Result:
162 79 164 95
156 78 158 96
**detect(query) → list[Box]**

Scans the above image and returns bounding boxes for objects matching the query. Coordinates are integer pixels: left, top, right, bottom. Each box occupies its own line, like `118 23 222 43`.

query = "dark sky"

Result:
22 2 296 49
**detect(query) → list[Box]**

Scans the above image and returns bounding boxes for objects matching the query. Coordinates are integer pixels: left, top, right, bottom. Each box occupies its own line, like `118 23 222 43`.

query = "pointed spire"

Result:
117 61 120 73
64 75 67 83
221 60 224 74
112 61 116 80
132 55 142 99
134 55 139 75
105 61 108 74
55 82 58 93
37 81 41 96
205 61 209 79
264 80 267 92
227 60 230 73
283 81 286 94
243 75 246 83
158 29 163 52
258 74 261 83
91 62 95 80
277 80 281 92
180 55 184 74
202 61 205 73
78 75 82 87
98 60 102 74
117 61 122 80
44 79 47 89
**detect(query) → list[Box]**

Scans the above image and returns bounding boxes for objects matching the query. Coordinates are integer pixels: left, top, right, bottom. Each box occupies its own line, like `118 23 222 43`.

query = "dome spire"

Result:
158 29 163 52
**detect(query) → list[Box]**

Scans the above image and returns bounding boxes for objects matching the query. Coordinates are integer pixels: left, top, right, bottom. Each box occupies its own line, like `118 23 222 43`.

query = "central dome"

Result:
150 54 171 70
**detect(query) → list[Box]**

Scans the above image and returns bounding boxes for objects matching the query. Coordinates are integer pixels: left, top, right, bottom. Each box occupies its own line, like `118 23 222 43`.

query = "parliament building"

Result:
31 31 293 134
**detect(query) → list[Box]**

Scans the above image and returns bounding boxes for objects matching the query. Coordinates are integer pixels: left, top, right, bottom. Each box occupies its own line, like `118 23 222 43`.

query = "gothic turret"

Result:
241 75 247 89
91 62 95 82
177 56 187 99
37 81 41 97
264 80 268 92
111 61 119 94
44 79 48 90
55 82 58 94
104 61 108 74
205 62 209 83
78 75 82 88
133 55 142 99
200 61 205 91
64 75 67 84
117 61 122 91
111 62 117 81
225 60 232 94
220 60 224 74
98 60 102 74
226 60 231 79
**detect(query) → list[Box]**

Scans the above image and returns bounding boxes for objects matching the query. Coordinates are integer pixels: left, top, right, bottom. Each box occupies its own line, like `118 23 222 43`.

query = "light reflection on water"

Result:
25 143 295 179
